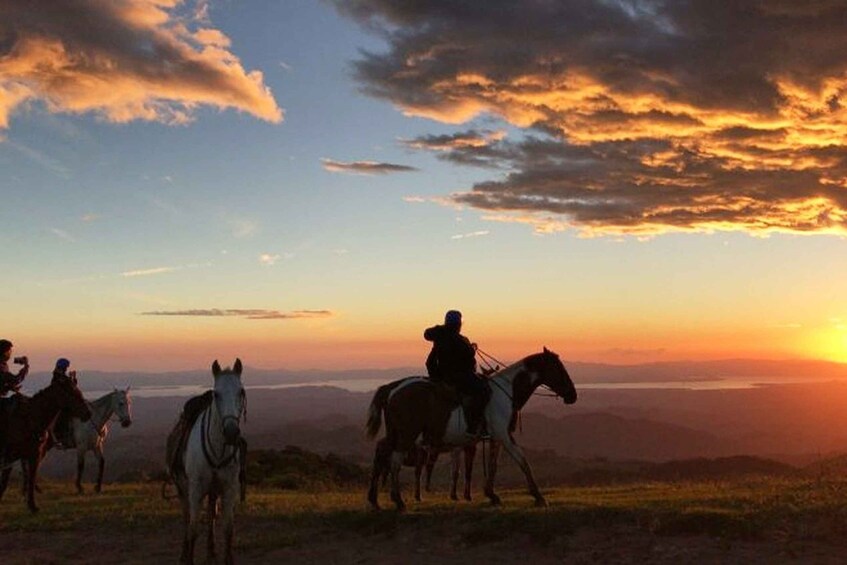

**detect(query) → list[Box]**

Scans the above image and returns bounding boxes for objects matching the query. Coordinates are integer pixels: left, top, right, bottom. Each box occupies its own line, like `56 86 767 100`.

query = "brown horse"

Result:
0 376 91 512
366 348 576 510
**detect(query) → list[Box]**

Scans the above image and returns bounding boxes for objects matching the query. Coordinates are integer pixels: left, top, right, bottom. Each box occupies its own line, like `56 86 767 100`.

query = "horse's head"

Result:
526 347 577 405
113 387 133 428
212 358 246 445
51 375 92 422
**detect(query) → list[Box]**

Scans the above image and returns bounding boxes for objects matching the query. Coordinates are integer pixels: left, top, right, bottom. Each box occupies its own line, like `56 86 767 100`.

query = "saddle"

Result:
166 391 214 479
426 379 490 438
166 391 248 502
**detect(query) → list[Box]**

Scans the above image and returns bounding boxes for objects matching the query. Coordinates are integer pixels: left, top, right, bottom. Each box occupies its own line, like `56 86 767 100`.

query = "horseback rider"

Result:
424 310 490 435
0 339 29 461
51 358 77 448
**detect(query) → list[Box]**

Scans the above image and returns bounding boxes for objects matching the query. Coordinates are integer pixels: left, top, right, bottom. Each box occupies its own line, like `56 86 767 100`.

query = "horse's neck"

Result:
492 360 541 411
89 393 114 430
202 399 226 447
27 389 63 432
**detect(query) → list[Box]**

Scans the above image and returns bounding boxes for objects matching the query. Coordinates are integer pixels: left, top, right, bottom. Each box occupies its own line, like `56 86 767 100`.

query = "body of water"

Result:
74 376 825 398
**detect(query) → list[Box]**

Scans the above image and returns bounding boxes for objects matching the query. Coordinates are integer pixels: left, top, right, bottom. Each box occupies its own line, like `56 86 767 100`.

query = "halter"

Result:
199 390 244 470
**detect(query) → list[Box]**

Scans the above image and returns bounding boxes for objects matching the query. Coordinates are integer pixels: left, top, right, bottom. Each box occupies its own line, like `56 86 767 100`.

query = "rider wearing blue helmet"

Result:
424 310 490 435
51 358 77 448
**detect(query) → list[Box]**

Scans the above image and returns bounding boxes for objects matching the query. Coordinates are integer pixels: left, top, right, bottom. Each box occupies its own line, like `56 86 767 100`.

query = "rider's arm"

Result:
425 346 439 379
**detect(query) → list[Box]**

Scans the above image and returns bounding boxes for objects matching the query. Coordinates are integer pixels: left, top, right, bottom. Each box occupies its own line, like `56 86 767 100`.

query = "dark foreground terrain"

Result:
3 477 847 564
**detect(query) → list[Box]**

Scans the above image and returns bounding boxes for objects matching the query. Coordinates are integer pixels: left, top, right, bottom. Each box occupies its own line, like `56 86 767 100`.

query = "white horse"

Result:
367 348 577 510
25 387 133 495
176 359 246 565
68 387 133 493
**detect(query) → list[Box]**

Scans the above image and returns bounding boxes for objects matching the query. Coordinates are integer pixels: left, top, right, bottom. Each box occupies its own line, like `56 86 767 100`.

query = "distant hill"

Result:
570 358 847 383
18 357 847 393
516 412 740 461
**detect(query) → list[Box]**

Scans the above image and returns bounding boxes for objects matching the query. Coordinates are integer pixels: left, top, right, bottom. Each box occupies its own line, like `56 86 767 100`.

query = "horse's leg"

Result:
207 489 218 561
483 441 502 506
413 450 423 503
424 449 436 492
25 454 40 513
75 450 85 494
182 482 203 565
500 440 546 507
222 479 237 565
449 450 459 501
368 438 389 510
95 445 106 494
0 467 11 501
464 444 476 501
389 450 406 511
20 460 27 495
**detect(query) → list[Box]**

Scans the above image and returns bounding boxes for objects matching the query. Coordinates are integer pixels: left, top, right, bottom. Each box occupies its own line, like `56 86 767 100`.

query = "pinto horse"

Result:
366 348 576 510
0 375 91 512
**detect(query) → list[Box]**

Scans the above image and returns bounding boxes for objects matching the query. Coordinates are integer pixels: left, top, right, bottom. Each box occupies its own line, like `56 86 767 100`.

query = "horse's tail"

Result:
366 383 392 439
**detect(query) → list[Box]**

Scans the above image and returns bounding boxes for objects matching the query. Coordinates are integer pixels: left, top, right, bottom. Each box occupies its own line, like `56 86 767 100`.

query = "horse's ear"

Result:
126 384 131 392
212 360 221 377
543 346 549 354
234 358 243 375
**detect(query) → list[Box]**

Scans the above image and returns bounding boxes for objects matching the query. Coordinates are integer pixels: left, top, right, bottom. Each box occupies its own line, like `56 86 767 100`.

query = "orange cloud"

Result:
0 0 282 131
337 0 847 237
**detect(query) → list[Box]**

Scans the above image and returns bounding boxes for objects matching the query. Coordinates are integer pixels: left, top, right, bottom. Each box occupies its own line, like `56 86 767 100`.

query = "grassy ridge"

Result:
3 477 847 546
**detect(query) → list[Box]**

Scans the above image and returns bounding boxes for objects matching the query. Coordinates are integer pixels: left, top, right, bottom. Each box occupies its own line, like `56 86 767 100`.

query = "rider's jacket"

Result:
424 324 477 384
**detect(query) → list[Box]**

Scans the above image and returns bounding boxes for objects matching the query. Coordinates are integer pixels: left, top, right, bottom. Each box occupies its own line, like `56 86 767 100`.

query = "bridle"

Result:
200 387 246 470
477 348 569 400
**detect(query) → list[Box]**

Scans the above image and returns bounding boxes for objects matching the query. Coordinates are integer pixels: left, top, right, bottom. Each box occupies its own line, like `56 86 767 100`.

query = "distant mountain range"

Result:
21 357 847 392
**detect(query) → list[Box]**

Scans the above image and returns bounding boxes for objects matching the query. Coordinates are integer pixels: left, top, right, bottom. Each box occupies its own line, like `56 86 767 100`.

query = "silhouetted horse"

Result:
367 348 576 510
0 375 91 512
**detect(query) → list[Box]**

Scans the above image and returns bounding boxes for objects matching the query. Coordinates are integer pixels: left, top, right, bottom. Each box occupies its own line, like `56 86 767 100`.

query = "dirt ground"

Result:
3 519 846 564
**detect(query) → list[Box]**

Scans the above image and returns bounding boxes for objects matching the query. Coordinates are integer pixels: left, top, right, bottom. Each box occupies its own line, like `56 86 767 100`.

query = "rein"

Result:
199 401 241 471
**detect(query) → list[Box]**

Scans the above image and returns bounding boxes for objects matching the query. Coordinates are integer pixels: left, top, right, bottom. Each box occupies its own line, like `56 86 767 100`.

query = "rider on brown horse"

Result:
0 339 29 461
424 311 490 435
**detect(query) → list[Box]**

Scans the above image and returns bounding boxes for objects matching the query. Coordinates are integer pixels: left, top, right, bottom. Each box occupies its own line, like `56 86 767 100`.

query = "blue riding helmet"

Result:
55 358 71 371
444 310 462 326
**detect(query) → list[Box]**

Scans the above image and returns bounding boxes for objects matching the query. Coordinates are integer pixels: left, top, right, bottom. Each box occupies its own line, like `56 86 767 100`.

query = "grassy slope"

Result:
3 478 847 563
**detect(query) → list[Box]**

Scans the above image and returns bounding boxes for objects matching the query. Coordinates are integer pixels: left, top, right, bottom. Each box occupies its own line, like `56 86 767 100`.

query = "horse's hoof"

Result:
534 497 548 508
487 494 502 506
464 494 472 502
28 504 40 514
95 487 102 494
414 496 421 503
450 493 458 501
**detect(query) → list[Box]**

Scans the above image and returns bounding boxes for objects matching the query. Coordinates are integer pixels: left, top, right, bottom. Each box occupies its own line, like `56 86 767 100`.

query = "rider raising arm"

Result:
0 340 28 396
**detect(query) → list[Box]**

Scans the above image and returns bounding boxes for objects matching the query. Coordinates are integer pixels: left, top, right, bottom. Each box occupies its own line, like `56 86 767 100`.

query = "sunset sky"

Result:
4 0 847 371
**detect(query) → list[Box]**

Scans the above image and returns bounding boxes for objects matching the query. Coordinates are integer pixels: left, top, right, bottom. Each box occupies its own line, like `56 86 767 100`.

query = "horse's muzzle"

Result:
223 420 241 445
563 391 577 405
121 418 132 428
